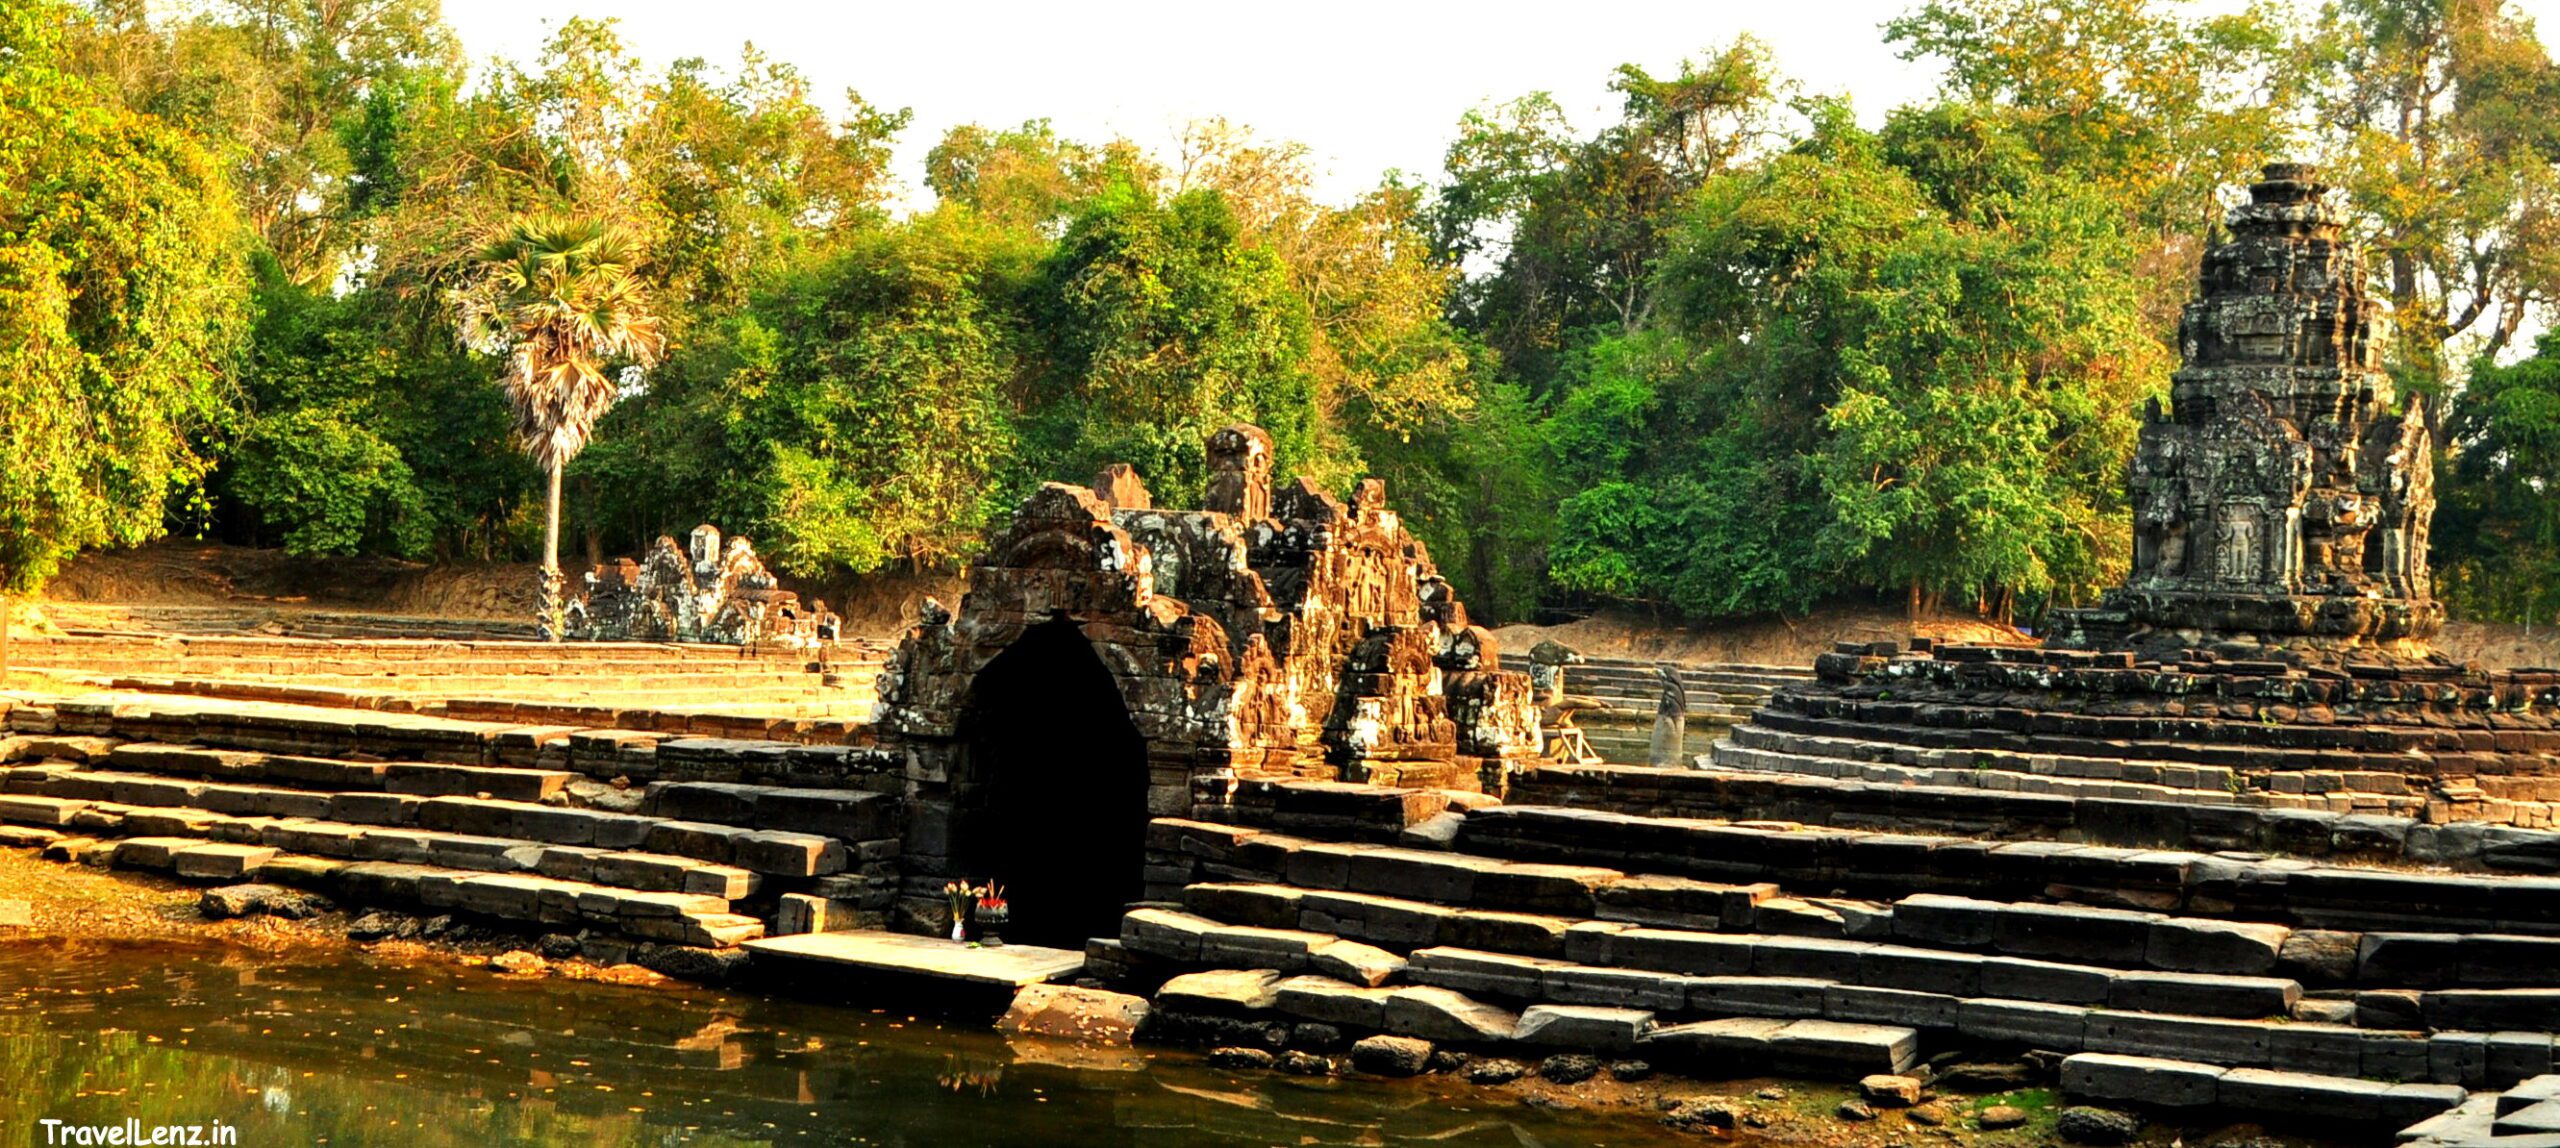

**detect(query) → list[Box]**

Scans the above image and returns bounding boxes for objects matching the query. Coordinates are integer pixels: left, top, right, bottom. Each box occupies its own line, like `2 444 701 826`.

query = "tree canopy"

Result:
20 0 2560 633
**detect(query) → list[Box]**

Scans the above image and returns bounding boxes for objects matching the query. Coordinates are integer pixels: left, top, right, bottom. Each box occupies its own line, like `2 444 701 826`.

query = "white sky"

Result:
436 0 2560 211
434 0 1946 209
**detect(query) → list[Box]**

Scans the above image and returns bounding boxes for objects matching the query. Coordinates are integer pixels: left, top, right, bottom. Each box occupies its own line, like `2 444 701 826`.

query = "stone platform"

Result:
746 931 1085 987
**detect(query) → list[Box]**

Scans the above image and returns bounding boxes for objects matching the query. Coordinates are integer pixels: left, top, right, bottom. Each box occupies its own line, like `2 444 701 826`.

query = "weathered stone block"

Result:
2062 1052 2225 1108
1981 956 2115 1004
1545 966 1691 1011
1382 985 1517 1043
1641 1016 1787 1065
1157 969 1285 1016
2148 919 2288 975
1769 1019 1920 1076
1273 975 1393 1029
2106 971 2298 1019
1823 985 1960 1029
1513 1004 1654 1052
171 843 275 881
1690 976 1831 1019
1956 999 2088 1050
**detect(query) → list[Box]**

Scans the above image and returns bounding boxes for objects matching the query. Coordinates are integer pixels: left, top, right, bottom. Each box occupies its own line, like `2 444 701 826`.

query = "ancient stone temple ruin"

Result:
1719 164 2560 832
564 524 840 647
869 424 1541 945
2050 163 2440 663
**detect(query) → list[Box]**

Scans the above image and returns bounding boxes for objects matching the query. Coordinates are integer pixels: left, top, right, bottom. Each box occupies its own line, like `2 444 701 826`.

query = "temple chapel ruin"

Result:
2049 163 2441 662
870 424 1539 944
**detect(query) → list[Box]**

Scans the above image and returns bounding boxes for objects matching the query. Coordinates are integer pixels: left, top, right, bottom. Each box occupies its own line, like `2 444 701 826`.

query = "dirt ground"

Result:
38 540 540 620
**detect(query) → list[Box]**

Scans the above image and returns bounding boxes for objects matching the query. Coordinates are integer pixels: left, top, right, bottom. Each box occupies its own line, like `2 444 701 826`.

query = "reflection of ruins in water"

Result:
0 939 1701 1147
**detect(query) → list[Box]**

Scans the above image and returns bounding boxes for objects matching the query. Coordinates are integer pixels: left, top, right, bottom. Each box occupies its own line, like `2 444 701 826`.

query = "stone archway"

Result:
952 618 1150 948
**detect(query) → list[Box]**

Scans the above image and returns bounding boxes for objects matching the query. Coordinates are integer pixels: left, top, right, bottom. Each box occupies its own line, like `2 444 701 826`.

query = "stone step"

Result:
1128 909 2481 1081
2062 1052 2467 1127
1148 964 1918 1079
97 842 763 947
1708 740 2431 821
18 689 883 783
70 744 574 802
1474 799 2560 932
1169 881 2319 1015
96 679 873 741
1486 769 2560 885
1150 816 2560 991
0 792 759 897
642 781 902 841
1 769 847 878
1228 778 1467 840
1727 723 2275 795
1761 694 2560 783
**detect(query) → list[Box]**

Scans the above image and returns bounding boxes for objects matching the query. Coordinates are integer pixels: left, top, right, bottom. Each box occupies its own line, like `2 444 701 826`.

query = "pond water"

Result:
0 940 1706 1147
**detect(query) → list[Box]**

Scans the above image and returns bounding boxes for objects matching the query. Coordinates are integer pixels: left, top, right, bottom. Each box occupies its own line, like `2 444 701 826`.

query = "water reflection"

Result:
0 941 1690 1147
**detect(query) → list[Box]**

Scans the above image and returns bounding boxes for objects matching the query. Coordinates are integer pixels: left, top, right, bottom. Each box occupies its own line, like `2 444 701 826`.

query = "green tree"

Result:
587 208 1038 574
66 0 462 287
456 214 665 636
2439 333 2560 623
1884 0 2295 335
2301 0 2560 405
222 262 526 559
1436 40 1783 395
1547 105 2164 621
1026 184 1324 501
0 1 251 675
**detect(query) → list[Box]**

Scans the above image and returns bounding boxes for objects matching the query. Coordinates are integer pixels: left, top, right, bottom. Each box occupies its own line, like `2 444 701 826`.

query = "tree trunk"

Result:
542 460 564 641
1 590 12 689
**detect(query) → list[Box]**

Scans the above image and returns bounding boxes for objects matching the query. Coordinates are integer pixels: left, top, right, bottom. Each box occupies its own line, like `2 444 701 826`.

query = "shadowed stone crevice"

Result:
955 618 1149 948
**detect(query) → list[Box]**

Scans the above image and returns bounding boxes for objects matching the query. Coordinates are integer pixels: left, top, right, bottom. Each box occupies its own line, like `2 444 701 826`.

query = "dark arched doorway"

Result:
955 618 1150 949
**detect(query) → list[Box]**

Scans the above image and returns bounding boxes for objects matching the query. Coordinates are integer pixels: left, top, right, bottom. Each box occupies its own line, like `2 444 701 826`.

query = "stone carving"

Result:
1203 424 1274 524
1646 663 1688 767
1527 639 1600 765
2053 163 2441 662
563 525 838 647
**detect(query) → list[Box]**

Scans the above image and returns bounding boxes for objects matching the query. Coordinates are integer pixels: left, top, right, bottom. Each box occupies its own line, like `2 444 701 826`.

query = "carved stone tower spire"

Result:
2051 163 2441 661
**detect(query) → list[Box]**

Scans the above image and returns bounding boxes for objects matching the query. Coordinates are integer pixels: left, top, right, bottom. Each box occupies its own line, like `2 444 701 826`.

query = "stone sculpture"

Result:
2050 163 2440 663
562 525 838 647
1527 639 1600 765
1646 662 1688 767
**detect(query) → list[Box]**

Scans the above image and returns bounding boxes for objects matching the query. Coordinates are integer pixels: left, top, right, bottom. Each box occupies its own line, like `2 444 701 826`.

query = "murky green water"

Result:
0 940 1699 1147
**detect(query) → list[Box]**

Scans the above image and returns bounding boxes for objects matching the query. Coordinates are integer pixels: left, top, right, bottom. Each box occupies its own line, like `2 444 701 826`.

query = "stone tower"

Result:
2050 163 2441 661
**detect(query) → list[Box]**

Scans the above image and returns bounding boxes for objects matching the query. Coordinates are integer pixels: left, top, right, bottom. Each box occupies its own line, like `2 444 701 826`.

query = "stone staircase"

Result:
1088 772 2560 1134
1494 654 1812 764
7 632 891 731
39 601 541 640
0 690 903 963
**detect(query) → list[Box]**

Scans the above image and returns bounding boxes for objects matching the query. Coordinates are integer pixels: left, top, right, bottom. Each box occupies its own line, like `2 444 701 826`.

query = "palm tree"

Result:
457 213 664 639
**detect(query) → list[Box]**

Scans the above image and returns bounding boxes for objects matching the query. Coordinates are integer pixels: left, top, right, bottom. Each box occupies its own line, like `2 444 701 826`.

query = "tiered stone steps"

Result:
39 601 541 640
0 690 905 958
1736 642 2560 833
1509 759 2560 875
1098 777 2560 1132
8 632 891 729
1494 654 1811 763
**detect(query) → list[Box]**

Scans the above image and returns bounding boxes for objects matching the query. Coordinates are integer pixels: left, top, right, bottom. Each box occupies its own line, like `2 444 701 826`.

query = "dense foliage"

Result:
15 0 2560 630
1 2 250 594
